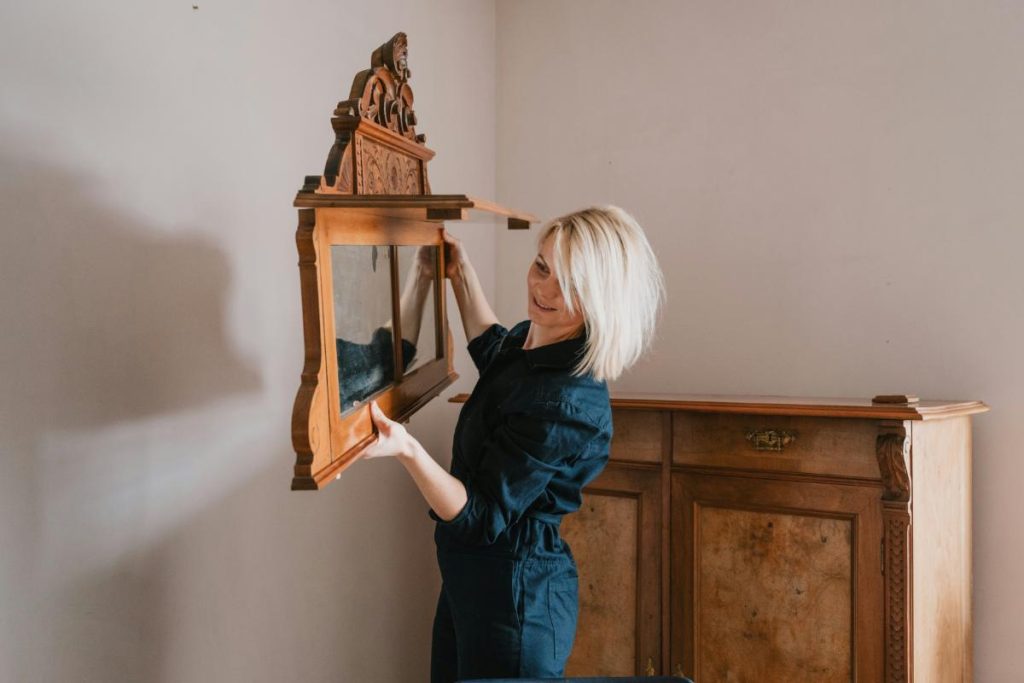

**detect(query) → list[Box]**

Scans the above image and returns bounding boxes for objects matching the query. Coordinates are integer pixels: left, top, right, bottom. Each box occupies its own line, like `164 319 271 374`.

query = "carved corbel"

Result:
877 426 911 503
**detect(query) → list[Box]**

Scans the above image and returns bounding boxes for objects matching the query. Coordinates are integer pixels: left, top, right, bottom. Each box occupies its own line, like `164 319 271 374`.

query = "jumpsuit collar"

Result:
501 320 588 370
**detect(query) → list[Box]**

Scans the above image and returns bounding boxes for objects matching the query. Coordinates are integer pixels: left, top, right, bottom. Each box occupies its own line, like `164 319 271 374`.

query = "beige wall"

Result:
495 1 1023 680
3 1 1021 680
0 1 496 681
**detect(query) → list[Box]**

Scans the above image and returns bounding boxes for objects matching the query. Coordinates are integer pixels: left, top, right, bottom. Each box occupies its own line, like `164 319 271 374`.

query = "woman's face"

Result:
527 234 585 335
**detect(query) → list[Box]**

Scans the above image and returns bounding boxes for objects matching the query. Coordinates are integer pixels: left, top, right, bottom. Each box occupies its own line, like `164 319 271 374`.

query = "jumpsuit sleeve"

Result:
429 393 602 546
466 322 509 374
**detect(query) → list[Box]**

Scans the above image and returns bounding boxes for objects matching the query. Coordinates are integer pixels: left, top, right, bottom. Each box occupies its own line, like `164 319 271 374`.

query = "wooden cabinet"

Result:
560 393 988 682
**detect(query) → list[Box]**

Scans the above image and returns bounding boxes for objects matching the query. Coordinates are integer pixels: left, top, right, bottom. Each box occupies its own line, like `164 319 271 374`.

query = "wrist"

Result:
398 437 423 465
448 258 470 283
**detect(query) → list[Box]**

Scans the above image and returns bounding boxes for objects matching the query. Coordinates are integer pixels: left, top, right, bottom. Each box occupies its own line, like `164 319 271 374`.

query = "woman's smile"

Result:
532 295 556 312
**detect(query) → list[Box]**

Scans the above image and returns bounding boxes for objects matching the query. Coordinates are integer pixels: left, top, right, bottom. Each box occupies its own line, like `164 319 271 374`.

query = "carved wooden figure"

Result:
291 33 534 490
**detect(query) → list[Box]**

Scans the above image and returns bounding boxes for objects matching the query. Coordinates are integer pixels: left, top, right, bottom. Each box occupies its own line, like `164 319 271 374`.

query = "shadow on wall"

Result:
31 449 438 682
0 136 261 434
0 131 439 681
0 130 259 679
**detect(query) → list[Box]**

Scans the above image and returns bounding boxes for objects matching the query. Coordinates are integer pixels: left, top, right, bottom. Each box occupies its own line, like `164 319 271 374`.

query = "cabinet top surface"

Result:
604 392 988 420
448 392 989 420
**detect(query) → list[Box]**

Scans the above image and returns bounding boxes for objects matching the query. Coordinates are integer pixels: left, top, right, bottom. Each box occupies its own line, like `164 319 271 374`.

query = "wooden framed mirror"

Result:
291 32 535 490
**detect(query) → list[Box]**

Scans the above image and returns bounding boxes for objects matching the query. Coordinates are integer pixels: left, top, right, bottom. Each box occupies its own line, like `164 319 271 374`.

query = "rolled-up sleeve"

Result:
466 323 508 374
429 394 602 546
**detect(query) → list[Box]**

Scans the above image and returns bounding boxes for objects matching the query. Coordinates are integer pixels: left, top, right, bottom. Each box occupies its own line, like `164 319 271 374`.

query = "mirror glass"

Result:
331 244 395 415
396 245 439 374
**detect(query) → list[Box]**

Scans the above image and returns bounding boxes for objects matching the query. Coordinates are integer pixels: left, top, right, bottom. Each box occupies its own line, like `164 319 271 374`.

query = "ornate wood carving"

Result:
358 135 423 194
341 32 422 142
877 428 911 501
883 513 912 683
316 32 435 195
878 421 912 683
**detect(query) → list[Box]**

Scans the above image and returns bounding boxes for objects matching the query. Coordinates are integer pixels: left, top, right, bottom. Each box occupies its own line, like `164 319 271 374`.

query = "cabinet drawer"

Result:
672 412 882 480
609 409 665 464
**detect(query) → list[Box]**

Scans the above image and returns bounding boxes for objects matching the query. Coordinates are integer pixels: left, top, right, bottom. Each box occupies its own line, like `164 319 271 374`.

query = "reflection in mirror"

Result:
332 244 403 415
396 245 439 374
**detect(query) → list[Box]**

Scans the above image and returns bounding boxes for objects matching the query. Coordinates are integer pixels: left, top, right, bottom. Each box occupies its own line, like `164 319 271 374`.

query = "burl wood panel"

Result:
911 416 973 682
697 506 853 682
562 491 638 676
609 409 664 463
674 412 881 480
674 472 884 682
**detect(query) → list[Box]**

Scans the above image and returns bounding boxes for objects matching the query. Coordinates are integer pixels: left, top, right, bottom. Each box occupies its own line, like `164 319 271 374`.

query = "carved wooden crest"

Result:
311 32 434 195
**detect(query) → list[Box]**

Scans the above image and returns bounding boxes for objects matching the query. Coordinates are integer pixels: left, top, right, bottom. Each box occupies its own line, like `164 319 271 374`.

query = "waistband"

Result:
523 509 561 525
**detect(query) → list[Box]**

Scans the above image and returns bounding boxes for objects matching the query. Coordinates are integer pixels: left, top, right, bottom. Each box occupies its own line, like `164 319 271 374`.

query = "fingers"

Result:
370 401 390 434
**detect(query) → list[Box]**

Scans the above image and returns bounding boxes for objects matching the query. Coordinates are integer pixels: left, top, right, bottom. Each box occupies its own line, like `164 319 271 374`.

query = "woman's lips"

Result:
533 295 556 311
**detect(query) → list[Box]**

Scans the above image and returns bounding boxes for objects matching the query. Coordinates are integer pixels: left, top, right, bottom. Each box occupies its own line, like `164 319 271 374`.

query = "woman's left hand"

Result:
363 400 416 461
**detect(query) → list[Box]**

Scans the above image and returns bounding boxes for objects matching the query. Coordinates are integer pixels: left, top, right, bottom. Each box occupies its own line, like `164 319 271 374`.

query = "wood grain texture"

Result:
673 472 884 682
609 410 664 463
562 491 638 675
911 417 973 683
697 506 853 681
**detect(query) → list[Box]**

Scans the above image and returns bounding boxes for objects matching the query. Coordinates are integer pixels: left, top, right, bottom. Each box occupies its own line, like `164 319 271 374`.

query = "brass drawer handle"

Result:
745 428 796 452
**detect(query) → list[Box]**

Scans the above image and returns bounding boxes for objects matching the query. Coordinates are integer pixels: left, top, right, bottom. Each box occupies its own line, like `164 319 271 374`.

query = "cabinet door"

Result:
561 463 663 676
671 471 883 682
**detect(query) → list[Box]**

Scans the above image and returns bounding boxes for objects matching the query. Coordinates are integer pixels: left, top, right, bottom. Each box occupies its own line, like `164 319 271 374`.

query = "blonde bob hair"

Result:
539 205 665 383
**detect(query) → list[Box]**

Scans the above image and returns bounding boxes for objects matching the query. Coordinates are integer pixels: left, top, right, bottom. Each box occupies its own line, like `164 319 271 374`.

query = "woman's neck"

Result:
522 321 584 350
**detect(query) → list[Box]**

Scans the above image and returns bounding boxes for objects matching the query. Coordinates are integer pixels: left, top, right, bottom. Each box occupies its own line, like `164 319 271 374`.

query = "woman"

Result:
362 206 665 681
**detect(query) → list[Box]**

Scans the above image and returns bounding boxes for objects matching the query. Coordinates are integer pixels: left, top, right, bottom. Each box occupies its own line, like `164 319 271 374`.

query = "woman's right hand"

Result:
442 228 469 281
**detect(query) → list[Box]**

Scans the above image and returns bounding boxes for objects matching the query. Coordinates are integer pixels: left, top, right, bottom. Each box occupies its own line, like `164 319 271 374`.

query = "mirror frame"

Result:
290 32 534 490
292 206 455 490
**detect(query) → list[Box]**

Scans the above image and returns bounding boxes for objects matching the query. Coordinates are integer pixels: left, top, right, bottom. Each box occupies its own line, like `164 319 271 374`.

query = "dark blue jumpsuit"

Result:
429 320 613 683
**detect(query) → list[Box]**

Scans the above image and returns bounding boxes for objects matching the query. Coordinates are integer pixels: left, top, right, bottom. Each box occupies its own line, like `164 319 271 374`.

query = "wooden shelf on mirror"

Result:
293 192 537 230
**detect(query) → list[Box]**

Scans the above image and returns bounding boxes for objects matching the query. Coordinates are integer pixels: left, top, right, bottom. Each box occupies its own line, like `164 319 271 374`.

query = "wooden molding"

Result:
878 421 913 683
447 392 989 420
